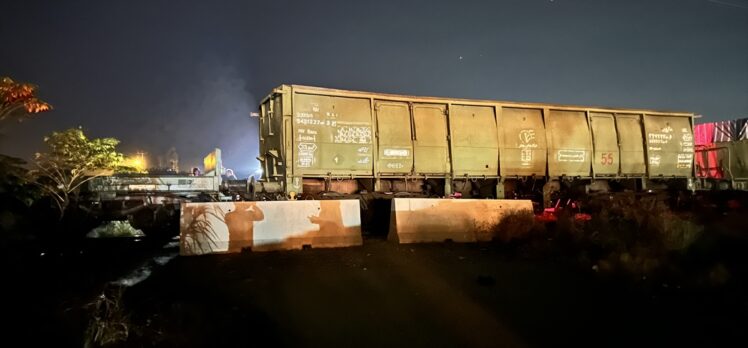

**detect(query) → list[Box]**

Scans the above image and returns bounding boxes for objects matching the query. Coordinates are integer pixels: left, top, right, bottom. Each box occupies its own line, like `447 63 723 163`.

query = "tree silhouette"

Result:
31 128 127 218
0 77 52 123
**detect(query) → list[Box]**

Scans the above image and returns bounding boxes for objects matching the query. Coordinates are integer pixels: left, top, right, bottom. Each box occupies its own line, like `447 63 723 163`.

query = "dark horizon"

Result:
1 0 746 177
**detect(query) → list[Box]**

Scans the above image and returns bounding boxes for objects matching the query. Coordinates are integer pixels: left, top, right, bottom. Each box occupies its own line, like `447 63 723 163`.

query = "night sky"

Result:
1 0 746 177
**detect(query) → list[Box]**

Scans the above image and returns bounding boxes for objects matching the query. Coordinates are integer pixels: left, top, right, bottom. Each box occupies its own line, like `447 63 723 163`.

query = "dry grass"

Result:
573 195 704 278
492 210 537 242
503 194 710 281
83 285 130 347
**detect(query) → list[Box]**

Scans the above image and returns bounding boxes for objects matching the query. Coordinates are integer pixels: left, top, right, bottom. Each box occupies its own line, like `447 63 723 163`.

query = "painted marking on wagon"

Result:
648 132 673 144
336 121 370 125
677 153 693 165
384 148 409 157
297 118 338 127
518 129 538 166
649 154 662 166
298 143 318 168
519 129 536 144
334 126 372 144
520 149 532 165
557 149 585 162
299 157 312 167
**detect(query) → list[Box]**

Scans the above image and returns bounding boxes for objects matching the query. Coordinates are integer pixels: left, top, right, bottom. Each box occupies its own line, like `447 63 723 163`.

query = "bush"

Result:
87 221 145 238
550 194 705 280
492 210 537 242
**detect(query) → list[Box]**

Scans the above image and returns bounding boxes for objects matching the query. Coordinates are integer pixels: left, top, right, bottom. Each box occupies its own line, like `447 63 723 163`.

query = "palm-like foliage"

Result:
180 205 225 254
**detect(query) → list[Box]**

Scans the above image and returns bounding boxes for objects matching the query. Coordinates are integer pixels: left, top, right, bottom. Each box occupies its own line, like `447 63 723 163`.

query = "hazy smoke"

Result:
135 60 260 178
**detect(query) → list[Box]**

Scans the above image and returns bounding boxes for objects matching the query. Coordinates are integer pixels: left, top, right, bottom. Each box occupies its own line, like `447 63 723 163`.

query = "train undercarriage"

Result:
79 145 744 238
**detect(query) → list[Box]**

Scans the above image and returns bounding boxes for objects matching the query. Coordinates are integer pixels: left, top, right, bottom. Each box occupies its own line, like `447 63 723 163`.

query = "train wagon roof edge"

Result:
262 84 694 117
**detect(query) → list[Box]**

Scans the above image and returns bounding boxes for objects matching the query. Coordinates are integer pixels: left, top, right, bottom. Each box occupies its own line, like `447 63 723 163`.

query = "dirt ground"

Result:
137 242 746 347
10 237 738 347
4 201 748 347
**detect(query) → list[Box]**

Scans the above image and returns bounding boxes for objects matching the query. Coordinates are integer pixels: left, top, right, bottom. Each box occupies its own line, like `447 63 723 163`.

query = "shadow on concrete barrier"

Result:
180 200 362 255
387 198 534 244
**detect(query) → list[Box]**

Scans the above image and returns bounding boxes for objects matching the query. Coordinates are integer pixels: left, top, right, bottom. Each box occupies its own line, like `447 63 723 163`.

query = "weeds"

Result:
506 194 718 283
83 285 130 347
180 205 224 254
492 210 537 242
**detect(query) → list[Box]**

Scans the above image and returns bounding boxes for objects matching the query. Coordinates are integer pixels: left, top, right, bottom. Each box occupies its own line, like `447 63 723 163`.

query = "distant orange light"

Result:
123 153 147 172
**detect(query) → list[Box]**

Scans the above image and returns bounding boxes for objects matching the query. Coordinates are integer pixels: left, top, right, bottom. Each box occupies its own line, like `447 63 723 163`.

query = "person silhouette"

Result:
225 203 264 252
307 201 343 236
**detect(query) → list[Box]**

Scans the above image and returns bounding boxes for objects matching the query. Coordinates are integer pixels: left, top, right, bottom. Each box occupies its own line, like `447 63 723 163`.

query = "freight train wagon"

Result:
695 118 748 191
253 85 695 205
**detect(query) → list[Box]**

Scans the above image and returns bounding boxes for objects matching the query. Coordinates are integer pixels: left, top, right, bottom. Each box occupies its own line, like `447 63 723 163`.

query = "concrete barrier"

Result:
180 200 362 255
388 198 534 244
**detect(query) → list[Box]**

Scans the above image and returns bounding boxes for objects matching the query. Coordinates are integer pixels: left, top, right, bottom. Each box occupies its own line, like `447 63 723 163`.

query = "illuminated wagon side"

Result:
254 85 695 203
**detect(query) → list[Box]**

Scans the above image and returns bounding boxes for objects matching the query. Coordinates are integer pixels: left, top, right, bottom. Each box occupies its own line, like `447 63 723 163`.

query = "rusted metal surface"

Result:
387 198 533 244
301 179 360 195
378 178 425 193
180 200 363 255
643 115 694 177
